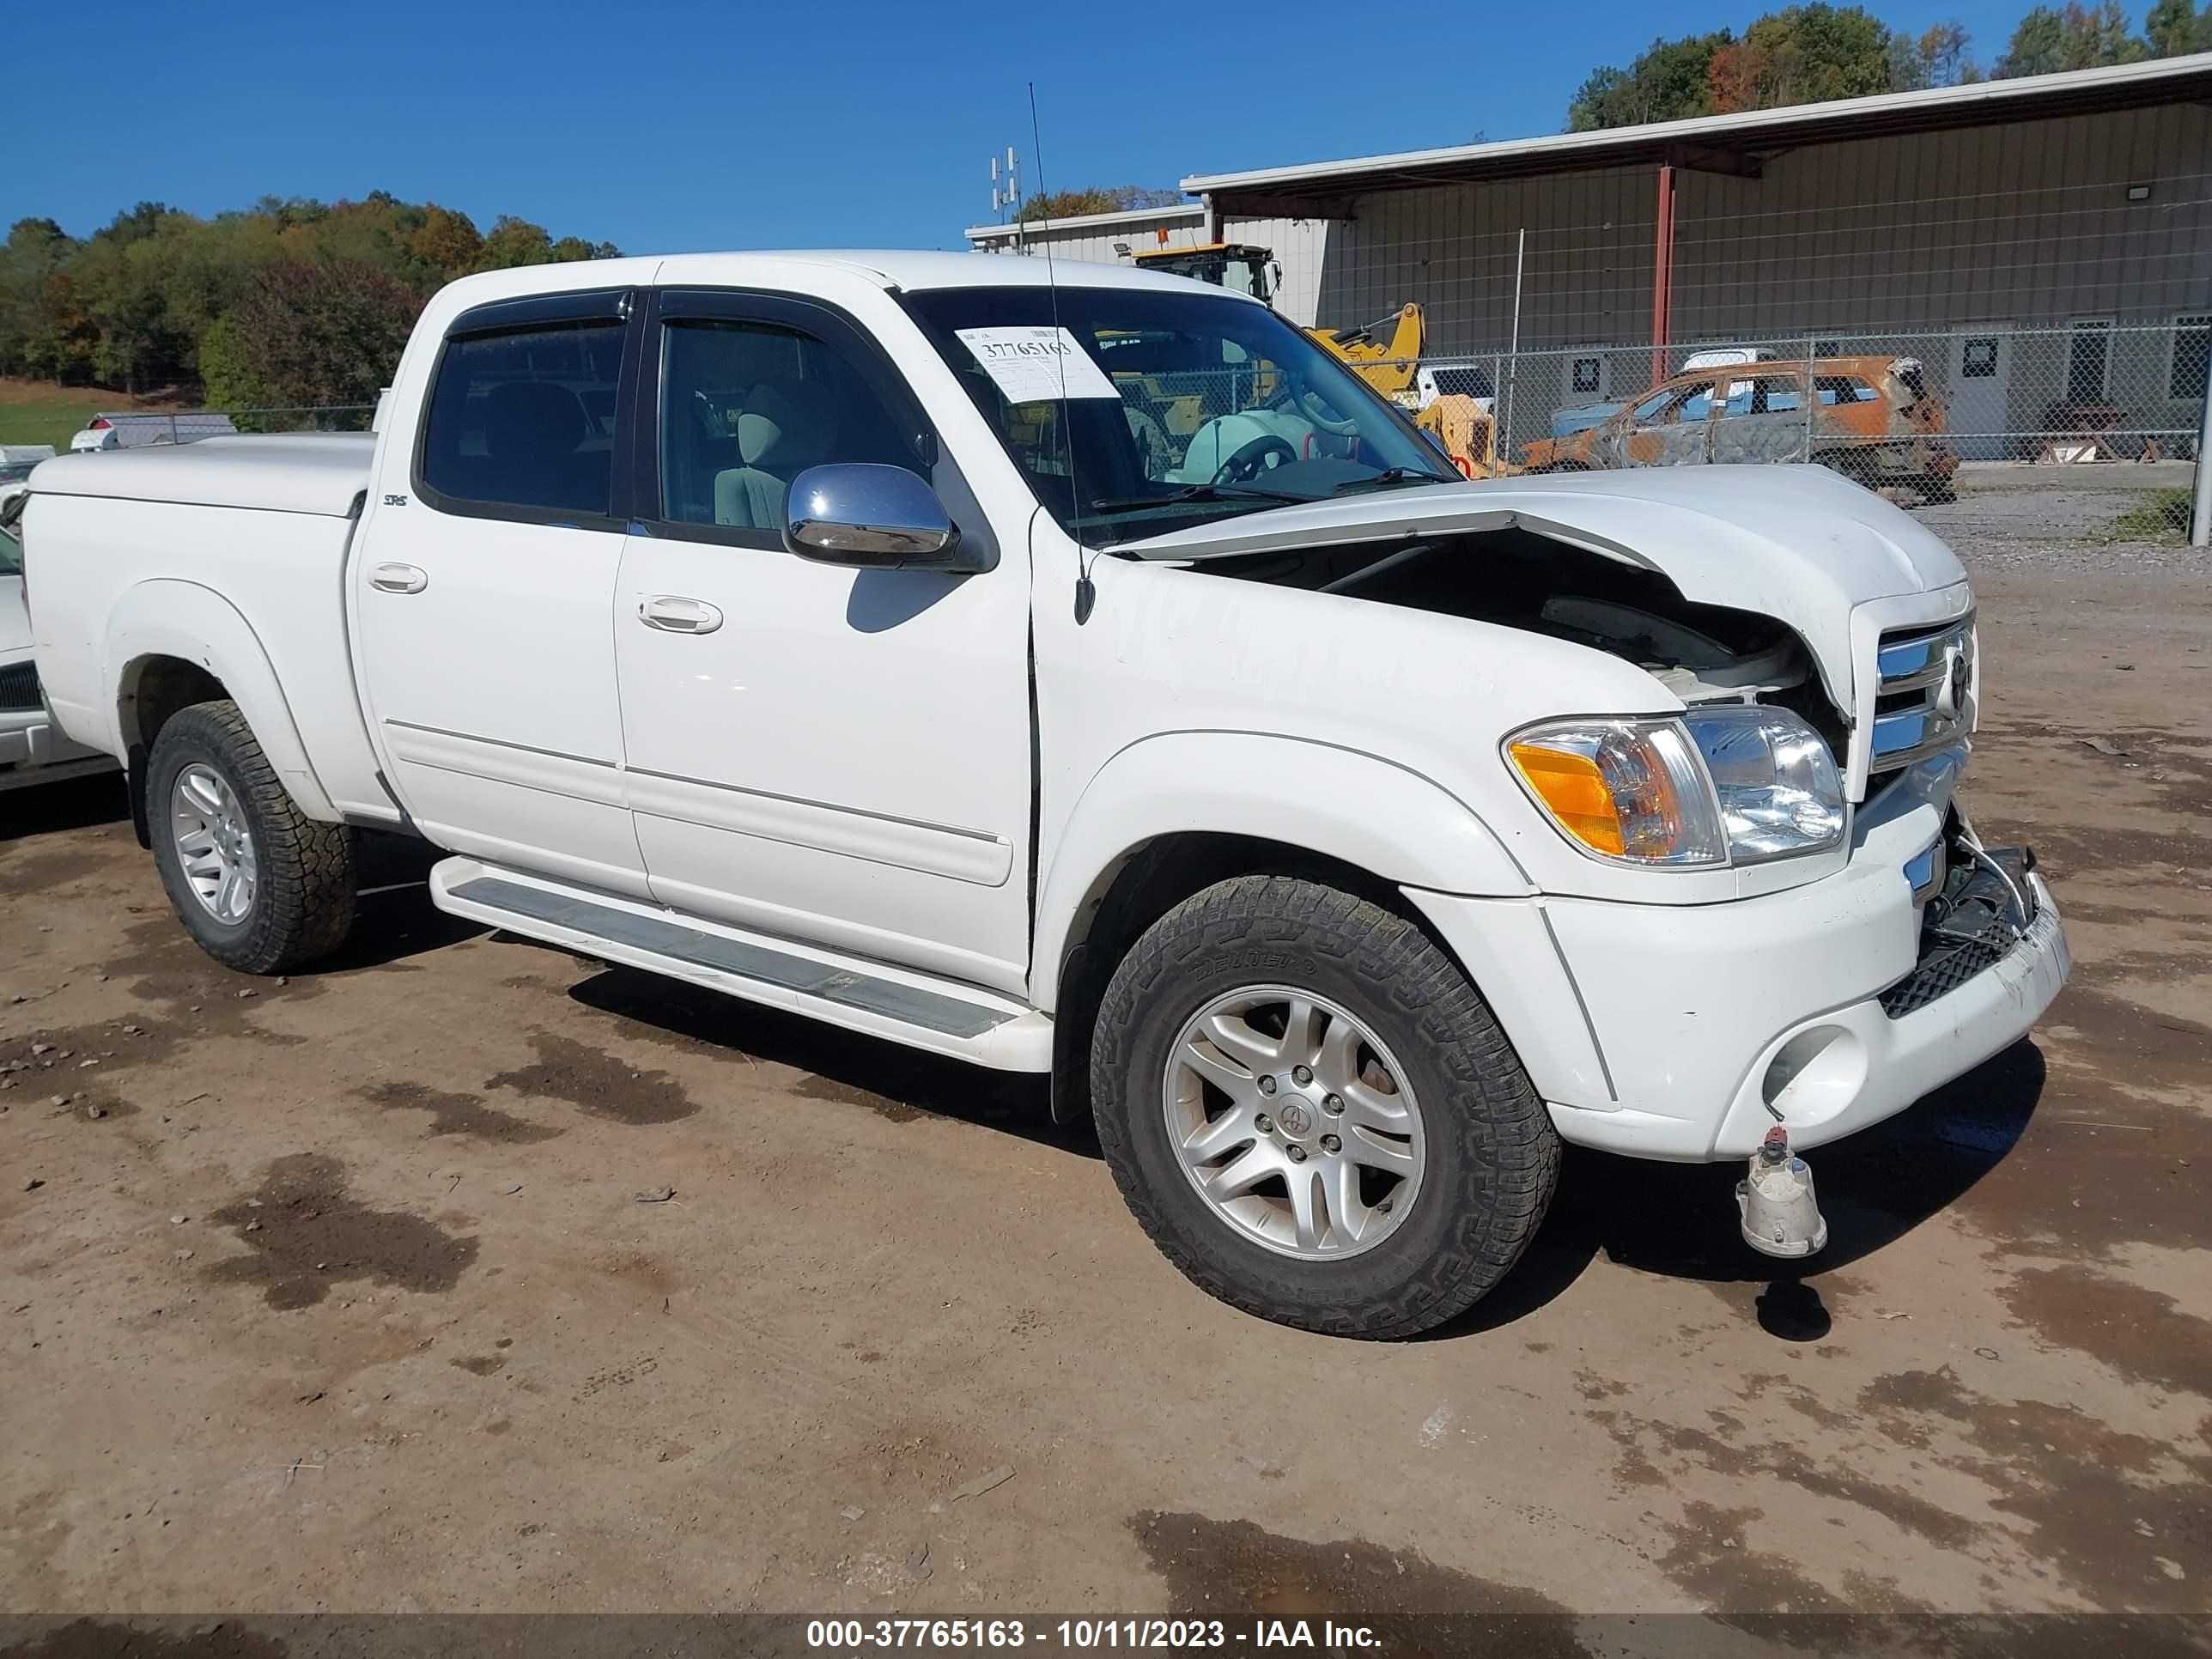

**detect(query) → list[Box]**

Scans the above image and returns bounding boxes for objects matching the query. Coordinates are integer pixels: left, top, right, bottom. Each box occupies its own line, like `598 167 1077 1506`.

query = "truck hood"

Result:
1122 464 1968 714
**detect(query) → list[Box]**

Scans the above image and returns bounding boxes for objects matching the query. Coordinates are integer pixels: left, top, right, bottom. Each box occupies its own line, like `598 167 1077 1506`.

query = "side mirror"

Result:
783 463 982 572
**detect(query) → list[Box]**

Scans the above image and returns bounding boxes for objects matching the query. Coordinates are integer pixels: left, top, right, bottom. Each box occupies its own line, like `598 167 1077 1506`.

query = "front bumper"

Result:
1410 805 2069 1164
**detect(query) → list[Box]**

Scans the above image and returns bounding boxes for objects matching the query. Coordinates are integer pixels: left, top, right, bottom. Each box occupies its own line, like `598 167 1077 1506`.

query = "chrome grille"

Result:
1869 619 1974 779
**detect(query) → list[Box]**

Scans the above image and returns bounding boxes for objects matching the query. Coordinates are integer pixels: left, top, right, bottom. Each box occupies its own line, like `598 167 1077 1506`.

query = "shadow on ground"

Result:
564 964 1083 1155
305 832 489 972
0 772 127 842
1437 1039 2048 1340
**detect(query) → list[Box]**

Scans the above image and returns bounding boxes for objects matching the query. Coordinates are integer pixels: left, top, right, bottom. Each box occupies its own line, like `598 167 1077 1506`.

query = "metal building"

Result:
970 54 2212 461
964 202 1210 267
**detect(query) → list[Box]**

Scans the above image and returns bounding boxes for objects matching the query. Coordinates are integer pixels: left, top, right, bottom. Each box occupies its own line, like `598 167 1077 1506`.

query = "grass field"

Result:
0 380 175 453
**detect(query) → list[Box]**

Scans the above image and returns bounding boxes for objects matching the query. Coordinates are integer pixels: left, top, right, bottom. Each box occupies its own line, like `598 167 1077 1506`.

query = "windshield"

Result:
902 286 1459 548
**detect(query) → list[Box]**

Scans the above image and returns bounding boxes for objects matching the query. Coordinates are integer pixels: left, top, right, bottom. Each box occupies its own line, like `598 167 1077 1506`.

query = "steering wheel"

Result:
1212 434 1298 483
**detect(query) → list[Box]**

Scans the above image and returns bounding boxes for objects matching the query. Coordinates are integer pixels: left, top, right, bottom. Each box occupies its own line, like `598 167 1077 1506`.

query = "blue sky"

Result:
19 0 2039 252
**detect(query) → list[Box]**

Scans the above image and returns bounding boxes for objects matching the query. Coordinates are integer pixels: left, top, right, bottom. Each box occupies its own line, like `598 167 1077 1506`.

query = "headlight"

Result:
1682 705 1845 862
1507 707 1844 868
1505 720 1726 866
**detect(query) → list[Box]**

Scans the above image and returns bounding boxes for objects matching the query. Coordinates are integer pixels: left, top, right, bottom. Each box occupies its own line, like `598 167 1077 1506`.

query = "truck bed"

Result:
22 432 392 825
29 433 374 518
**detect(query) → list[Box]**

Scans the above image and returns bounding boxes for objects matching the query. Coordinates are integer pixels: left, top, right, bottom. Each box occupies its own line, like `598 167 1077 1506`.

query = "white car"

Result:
16 252 2068 1336
1 501 116 791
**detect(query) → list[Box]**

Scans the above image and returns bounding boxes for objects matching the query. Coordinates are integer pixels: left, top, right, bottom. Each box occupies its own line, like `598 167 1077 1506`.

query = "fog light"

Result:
1736 1126 1829 1259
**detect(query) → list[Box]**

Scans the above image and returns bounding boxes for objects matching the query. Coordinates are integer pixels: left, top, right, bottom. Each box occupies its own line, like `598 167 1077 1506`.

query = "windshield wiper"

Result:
1329 467 1456 495
1085 481 1313 514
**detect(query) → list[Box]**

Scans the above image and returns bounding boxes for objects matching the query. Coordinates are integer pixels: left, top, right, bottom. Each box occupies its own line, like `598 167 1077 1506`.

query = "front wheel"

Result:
1091 876 1559 1339
147 700 357 974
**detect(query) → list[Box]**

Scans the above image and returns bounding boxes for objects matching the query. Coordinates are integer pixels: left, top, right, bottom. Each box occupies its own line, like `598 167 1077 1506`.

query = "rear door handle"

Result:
638 595 725 635
369 562 428 594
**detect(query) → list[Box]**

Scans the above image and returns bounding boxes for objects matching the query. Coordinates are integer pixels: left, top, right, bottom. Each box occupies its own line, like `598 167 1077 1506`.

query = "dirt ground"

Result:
2 470 2208 1630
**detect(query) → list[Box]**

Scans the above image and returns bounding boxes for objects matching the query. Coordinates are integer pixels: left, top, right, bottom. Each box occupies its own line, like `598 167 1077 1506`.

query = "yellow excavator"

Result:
1127 242 1502 476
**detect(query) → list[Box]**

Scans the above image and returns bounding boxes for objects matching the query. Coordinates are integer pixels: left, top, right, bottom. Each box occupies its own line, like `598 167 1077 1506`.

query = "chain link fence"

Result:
1216 146 2212 535
1336 322 2206 527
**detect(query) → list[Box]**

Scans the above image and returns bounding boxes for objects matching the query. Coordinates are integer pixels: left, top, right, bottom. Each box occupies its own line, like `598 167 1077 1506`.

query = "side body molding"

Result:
1030 730 1533 1011
105 579 337 821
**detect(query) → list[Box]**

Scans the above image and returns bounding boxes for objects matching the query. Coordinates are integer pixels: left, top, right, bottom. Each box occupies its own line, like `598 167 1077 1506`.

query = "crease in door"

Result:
611 537 653 884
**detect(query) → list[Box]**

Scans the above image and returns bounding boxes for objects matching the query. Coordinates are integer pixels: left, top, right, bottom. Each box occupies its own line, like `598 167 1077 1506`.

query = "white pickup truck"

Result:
14 252 2069 1337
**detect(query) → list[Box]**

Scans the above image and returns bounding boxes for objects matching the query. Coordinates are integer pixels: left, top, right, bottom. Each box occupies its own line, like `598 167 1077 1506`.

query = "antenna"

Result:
1029 82 1095 625
989 147 1021 224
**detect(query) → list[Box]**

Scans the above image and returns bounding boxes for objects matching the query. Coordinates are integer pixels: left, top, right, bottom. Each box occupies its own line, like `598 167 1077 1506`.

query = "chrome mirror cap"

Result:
784 463 959 567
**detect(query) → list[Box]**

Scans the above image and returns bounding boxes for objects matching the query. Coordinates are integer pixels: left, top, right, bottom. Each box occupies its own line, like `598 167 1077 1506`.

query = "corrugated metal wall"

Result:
1670 105 2211 336
1224 166 1656 344
1220 104 2211 348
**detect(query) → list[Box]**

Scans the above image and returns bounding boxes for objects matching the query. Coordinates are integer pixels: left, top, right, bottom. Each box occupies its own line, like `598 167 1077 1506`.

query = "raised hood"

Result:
1124 465 1968 714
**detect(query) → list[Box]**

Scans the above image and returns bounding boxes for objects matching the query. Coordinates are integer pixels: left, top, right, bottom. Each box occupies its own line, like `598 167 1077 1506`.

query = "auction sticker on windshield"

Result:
956 326 1120 402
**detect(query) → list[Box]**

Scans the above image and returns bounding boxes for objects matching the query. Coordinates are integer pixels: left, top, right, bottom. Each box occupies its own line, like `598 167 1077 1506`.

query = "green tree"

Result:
194 313 259 411
1566 31 1733 130
2145 0 2211 53
1018 185 1183 222
72 211 200 392
0 218 78 378
203 258 420 415
1889 21 1978 89
477 215 556 270
0 192 619 398
1729 5 1894 108
410 204 483 279
1995 2 2147 76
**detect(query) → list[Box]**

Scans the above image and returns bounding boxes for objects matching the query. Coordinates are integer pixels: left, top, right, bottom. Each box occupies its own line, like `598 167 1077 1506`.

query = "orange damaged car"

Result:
1522 356 1957 503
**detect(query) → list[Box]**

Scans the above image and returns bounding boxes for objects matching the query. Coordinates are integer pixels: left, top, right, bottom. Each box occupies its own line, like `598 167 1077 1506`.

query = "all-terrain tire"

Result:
1090 875 1560 1339
146 700 356 974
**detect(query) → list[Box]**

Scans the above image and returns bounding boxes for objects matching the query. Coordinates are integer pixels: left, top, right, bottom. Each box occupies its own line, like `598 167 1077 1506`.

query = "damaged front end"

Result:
1182 518 1854 768
1882 831 2043 1018
1133 471 2069 1222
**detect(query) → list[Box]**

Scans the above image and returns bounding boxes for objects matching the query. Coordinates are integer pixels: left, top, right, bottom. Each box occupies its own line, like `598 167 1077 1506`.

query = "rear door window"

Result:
419 317 629 518
1814 376 1881 406
1722 374 1805 416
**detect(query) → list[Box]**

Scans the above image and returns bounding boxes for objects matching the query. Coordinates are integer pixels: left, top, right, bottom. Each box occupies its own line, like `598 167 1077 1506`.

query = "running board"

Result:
429 859 1052 1072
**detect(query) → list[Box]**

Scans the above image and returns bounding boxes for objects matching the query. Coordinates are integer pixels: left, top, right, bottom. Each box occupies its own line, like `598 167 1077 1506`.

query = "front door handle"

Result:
638 595 725 635
369 562 428 594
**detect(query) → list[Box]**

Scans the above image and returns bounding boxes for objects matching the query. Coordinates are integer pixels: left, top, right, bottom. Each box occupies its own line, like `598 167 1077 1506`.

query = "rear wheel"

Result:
1091 876 1559 1339
147 700 356 973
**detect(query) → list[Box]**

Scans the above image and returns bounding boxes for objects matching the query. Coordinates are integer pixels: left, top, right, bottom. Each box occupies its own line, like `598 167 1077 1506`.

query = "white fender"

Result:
105 579 337 821
1031 730 1533 1009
